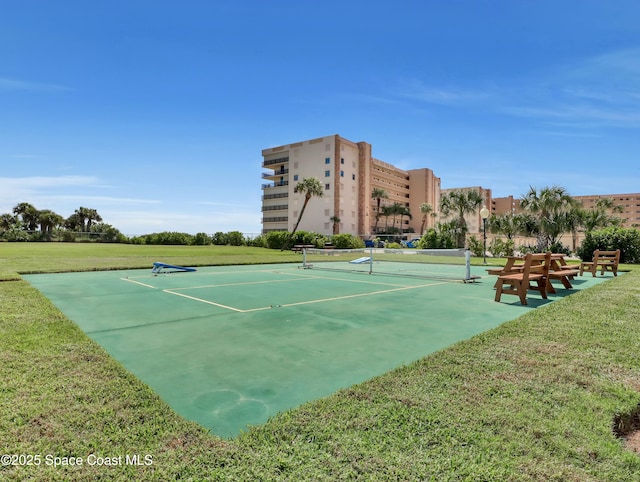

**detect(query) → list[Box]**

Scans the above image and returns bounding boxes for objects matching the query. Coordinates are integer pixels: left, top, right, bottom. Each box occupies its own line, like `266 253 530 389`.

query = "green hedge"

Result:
577 227 640 263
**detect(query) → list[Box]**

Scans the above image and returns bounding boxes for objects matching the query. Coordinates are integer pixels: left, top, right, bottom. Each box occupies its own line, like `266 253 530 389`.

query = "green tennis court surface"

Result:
24 263 612 437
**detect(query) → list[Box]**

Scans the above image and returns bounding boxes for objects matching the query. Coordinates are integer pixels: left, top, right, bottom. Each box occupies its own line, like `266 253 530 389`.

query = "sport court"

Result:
24 258 611 438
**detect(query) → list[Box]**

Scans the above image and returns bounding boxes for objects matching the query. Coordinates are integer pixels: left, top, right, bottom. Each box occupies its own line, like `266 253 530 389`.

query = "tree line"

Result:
0 203 124 242
284 178 630 254
370 184 628 253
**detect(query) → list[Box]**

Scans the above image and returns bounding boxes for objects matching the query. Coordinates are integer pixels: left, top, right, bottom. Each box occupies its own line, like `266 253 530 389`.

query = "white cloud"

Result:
0 176 160 219
105 207 261 236
0 77 70 92
392 78 489 106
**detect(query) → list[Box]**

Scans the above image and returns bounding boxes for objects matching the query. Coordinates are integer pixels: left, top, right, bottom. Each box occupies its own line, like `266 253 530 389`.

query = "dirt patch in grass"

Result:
625 430 640 454
613 406 640 455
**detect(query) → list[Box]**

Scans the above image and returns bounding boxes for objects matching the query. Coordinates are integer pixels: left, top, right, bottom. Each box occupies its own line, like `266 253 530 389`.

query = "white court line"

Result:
121 268 447 313
120 278 157 289
243 281 448 312
168 277 316 292
162 279 446 313
283 270 409 287
162 289 245 312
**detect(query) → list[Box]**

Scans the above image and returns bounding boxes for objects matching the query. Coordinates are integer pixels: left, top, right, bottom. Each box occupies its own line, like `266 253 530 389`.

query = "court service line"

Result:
120 277 157 289
243 281 449 312
167 277 315 291
162 289 245 312
283 270 409 287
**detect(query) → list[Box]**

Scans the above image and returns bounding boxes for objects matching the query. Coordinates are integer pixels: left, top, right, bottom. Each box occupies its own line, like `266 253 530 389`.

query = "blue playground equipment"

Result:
152 262 197 274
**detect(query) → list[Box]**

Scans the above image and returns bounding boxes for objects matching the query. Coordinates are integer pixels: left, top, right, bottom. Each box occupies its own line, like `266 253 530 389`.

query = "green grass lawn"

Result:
1 243 639 480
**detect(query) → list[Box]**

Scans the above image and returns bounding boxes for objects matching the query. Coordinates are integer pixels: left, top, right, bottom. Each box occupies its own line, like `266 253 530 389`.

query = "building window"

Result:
340 158 344 164
293 174 298 181
325 170 330 177
352 174 356 180
325 157 331 164
340 170 344 177
325 183 330 190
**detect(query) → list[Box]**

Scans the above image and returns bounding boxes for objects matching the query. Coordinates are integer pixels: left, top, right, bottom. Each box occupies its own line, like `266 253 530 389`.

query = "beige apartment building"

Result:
262 134 639 242
261 134 441 236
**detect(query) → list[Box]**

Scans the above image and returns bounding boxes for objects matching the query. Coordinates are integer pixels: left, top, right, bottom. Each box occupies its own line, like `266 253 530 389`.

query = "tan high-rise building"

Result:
261 134 441 236
491 193 640 229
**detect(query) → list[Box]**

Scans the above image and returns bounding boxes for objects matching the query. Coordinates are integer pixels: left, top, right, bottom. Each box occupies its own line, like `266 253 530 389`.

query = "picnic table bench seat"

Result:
495 252 551 305
579 249 620 277
548 267 580 289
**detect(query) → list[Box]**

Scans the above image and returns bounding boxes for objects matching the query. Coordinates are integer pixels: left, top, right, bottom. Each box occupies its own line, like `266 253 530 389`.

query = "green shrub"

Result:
577 227 640 263
330 233 365 249
467 235 484 257
265 231 290 249
265 230 327 249
290 231 325 247
138 232 193 245
1 226 30 242
192 232 212 245
246 234 266 247
211 232 228 245
548 241 571 255
226 231 246 246
517 244 537 255
489 238 515 257
417 228 455 249
385 242 402 249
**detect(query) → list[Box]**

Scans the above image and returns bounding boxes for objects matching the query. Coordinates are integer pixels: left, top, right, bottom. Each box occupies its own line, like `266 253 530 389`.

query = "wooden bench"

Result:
579 249 620 277
548 267 580 289
495 252 551 305
547 253 580 291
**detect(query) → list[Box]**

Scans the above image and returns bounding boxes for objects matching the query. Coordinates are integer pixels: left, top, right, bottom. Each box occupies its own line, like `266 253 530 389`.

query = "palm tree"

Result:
398 205 412 235
284 177 323 249
65 212 83 231
371 188 388 234
74 207 103 232
389 202 405 233
380 205 394 233
419 202 433 235
1 213 17 231
520 185 578 251
488 213 519 240
74 207 89 232
37 209 64 241
85 208 103 231
13 202 39 231
439 190 483 248
330 215 340 235
581 198 624 233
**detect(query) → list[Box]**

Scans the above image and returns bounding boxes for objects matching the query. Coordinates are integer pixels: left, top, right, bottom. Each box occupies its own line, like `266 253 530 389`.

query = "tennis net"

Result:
301 247 478 282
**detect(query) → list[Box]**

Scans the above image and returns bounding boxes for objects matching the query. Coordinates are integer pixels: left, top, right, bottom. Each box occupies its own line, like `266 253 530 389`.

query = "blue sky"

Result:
1 1 639 235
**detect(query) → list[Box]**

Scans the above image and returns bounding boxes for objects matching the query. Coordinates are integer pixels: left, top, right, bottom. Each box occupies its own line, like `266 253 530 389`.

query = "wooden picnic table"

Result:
487 253 579 295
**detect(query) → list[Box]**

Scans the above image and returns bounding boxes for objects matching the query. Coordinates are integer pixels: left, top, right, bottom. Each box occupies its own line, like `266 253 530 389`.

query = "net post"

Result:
302 247 308 268
369 246 373 274
465 248 471 281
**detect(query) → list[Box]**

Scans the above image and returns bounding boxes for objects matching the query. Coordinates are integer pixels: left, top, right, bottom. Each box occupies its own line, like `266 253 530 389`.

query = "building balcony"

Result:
262 181 289 189
262 204 288 212
263 156 289 168
262 169 289 179
262 216 289 223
